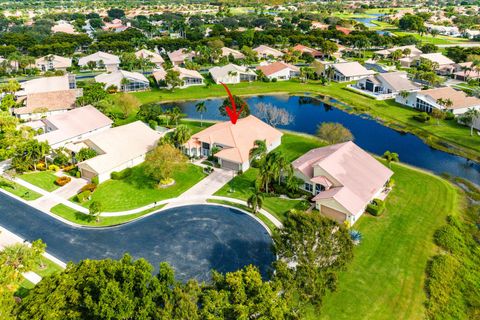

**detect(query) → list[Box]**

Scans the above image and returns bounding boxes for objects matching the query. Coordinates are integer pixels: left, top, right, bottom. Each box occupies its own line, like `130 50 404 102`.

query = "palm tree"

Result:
169 106 184 126
382 150 399 168
249 140 267 160
195 101 207 127
247 187 264 214
458 108 480 136
325 66 335 83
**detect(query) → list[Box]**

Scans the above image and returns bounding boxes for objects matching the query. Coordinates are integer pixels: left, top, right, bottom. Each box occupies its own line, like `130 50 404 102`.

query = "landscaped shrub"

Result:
413 112 430 123
53 153 70 166
91 176 99 185
75 171 81 178
349 229 363 245
366 198 385 216
110 168 132 180
434 223 467 255
76 190 91 203
80 183 97 193
37 163 46 171
444 112 455 120
48 164 60 172
55 176 71 186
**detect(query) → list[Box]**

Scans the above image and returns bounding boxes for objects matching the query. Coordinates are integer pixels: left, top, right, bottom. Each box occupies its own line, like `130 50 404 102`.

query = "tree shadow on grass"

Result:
73 211 94 223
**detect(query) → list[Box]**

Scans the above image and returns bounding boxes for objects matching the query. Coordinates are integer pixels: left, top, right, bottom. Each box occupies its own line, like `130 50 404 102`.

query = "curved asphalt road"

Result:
0 192 274 282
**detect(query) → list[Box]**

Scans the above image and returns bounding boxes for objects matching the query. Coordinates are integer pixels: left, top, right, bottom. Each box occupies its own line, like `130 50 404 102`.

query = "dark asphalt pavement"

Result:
0 192 274 281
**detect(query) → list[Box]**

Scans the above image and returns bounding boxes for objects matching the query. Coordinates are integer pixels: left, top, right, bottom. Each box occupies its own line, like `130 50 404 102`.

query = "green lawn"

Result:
215 132 321 221
0 177 42 200
132 81 480 162
316 163 459 320
78 164 206 212
206 199 277 232
392 30 470 45
50 203 162 227
19 171 59 192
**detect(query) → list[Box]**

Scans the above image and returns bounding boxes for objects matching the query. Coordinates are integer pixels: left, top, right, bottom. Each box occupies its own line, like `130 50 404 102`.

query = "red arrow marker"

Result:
221 82 244 125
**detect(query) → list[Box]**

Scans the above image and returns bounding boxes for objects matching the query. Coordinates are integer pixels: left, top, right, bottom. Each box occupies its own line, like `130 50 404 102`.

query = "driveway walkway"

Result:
164 168 234 208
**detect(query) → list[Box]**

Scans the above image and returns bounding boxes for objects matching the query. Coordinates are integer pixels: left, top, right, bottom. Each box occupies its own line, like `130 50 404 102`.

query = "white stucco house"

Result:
153 66 204 88
327 61 375 82
352 71 420 100
35 55 72 72
395 87 480 115
33 105 113 149
209 63 257 84
256 61 300 81
77 121 160 183
94 70 150 92
78 51 121 72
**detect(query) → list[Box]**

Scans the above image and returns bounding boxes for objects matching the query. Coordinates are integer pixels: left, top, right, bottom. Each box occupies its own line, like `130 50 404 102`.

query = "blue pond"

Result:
353 13 383 27
159 95 480 184
0 194 274 282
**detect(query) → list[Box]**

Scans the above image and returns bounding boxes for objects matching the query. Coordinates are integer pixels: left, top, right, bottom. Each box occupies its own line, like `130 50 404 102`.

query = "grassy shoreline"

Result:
132 81 480 163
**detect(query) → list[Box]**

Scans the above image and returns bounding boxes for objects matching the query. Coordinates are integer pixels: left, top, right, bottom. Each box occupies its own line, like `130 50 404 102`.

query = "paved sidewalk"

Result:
14 178 88 214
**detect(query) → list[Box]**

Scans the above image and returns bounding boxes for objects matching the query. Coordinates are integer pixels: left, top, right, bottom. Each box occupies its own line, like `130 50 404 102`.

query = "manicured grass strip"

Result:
316 163 459 320
132 80 480 161
206 199 277 232
19 171 59 192
0 177 42 200
50 203 163 227
79 164 206 212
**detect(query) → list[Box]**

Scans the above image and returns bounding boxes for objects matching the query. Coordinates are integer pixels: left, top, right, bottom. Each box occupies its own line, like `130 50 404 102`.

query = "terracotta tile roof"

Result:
292 44 322 57
185 115 283 164
256 61 299 76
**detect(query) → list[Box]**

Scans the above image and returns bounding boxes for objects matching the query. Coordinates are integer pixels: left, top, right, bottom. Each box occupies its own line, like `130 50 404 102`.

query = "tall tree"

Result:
316 122 353 145
382 150 399 168
144 144 187 185
195 101 207 127
273 211 353 310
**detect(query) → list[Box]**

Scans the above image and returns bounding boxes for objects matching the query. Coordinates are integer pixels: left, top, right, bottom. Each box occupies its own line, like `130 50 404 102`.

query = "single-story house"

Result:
167 48 196 66
13 89 82 121
221 47 245 60
410 53 456 74
352 71 420 100
102 19 130 33
253 45 284 59
292 44 323 58
33 105 112 149
16 75 76 97
256 61 300 81
374 45 422 59
292 141 393 225
153 66 204 88
453 62 480 81
51 21 77 34
135 49 164 68
95 70 150 92
395 86 480 115
327 61 375 82
209 63 257 84
77 121 160 183
35 55 72 72
183 115 283 171
78 51 121 72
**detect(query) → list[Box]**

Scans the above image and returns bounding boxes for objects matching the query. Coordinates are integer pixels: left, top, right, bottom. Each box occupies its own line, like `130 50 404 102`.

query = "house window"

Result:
315 184 324 195
304 183 313 193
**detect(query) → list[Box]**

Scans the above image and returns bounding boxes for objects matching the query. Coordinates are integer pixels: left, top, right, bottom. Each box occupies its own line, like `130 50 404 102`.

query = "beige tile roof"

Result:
420 87 480 110
256 61 299 76
293 141 393 215
79 121 160 175
153 66 203 82
374 71 420 92
221 47 245 59
253 45 284 58
332 61 375 77
35 55 72 69
167 48 196 64
419 53 455 66
185 115 283 164
94 70 149 89
15 89 80 115
18 75 71 95
78 51 120 67
135 49 164 64
36 106 112 146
